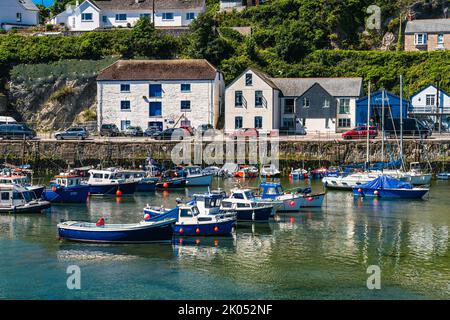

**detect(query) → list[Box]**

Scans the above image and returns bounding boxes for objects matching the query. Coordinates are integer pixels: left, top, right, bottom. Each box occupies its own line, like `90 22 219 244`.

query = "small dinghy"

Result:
57 217 176 243
353 175 429 199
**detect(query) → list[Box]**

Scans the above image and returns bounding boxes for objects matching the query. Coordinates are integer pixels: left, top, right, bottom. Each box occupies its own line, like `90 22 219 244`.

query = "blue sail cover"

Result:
360 176 413 190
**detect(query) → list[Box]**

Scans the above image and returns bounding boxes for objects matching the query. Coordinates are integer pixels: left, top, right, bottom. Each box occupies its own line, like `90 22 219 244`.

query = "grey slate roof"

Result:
270 78 363 97
18 0 39 11
92 0 205 11
405 18 450 34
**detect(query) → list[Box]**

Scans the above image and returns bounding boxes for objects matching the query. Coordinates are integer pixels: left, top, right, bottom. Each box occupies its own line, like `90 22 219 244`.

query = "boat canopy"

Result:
360 176 413 190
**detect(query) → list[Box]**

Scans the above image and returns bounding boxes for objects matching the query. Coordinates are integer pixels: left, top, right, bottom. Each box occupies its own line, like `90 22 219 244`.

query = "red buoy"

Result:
214 226 219 232
96 218 105 227
358 188 362 193
308 197 313 202
290 217 295 224
52 186 57 192
163 182 169 188
195 239 201 245
374 190 379 196
289 200 296 207
179 228 184 234
144 213 151 221
116 190 122 197
195 228 201 234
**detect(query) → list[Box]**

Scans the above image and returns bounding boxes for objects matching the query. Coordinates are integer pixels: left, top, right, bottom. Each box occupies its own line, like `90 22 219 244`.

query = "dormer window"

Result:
415 33 427 45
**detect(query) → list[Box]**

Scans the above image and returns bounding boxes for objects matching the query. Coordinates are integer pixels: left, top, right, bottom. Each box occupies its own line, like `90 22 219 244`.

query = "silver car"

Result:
55 127 89 140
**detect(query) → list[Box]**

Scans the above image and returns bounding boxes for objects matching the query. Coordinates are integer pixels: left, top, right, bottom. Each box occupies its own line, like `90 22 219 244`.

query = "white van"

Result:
0 116 17 125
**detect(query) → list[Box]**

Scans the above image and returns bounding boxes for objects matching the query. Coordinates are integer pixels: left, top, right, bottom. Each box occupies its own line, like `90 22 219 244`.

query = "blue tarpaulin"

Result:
360 176 413 190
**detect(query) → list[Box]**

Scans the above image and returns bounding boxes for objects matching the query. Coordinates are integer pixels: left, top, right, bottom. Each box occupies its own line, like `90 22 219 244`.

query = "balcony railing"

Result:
411 105 450 114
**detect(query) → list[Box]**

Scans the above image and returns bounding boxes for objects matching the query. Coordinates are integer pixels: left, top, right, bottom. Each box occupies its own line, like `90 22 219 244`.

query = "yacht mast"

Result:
381 89 385 164
400 75 404 170
366 80 371 168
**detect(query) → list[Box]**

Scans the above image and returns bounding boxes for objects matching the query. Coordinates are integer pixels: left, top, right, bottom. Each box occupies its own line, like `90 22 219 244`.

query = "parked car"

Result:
229 128 259 140
55 127 89 140
144 127 162 137
197 124 215 136
123 126 144 137
0 116 17 125
154 128 191 140
100 124 120 137
0 123 36 140
384 118 432 139
342 126 378 140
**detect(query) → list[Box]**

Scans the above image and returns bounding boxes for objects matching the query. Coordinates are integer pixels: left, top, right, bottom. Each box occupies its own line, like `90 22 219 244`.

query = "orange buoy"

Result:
214 226 219 232
116 190 122 197
52 186 57 192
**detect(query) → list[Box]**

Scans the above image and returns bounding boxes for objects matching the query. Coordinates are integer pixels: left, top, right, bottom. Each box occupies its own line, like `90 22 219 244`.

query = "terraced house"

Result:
51 0 205 31
96 59 224 132
404 18 450 51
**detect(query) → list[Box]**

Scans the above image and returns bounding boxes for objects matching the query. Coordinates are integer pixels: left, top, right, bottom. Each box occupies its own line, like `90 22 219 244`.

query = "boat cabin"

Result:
53 174 83 188
193 191 226 215
116 170 146 181
184 166 203 177
0 175 29 185
87 169 124 184
260 182 284 199
178 205 215 223
0 184 35 208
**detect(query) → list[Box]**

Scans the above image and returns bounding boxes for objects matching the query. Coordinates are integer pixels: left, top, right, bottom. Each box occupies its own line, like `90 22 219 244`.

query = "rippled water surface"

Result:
0 178 449 300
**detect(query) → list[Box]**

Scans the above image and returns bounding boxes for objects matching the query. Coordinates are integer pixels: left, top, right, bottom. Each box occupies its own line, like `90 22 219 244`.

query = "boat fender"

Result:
289 200 296 207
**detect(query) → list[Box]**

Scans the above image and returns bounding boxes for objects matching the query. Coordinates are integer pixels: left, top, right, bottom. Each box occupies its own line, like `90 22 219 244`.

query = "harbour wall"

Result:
0 139 449 174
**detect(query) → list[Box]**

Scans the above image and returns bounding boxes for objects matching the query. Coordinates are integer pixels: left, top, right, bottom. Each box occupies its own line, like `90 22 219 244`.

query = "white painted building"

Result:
0 0 39 30
96 59 224 132
224 68 281 134
411 84 450 115
51 0 205 31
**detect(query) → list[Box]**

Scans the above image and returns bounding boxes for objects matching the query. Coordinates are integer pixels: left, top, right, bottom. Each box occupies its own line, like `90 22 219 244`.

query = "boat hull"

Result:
174 219 236 236
42 185 90 203
88 181 137 196
156 178 187 189
186 174 213 186
136 178 157 192
437 173 450 180
0 201 51 214
57 219 175 243
352 187 429 199
143 206 179 221
276 194 325 211
222 206 272 222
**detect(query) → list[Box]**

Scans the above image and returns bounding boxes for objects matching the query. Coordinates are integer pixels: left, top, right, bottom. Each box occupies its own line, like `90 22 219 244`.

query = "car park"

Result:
55 127 89 140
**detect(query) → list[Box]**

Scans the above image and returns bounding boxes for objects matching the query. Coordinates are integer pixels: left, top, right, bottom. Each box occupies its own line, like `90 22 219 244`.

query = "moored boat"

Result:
234 166 258 178
42 173 90 203
57 217 176 243
289 168 308 180
437 172 450 180
0 169 45 198
352 176 429 199
87 168 137 196
0 184 51 213
115 170 158 192
260 164 280 178
179 166 213 186
220 188 273 221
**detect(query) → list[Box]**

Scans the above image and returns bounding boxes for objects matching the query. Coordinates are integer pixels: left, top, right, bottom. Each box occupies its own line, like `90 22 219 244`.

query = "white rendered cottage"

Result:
51 0 205 31
96 59 224 132
0 0 39 30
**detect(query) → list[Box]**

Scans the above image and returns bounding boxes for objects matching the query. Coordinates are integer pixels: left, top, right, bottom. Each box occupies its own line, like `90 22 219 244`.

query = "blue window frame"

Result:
81 13 93 21
181 100 191 111
245 73 252 86
186 12 195 20
120 84 130 92
121 120 130 130
149 84 162 97
149 102 162 117
235 91 243 107
235 116 243 129
140 13 151 19
162 12 174 20
115 14 127 21
181 84 191 92
102 16 107 23
120 101 131 111
255 116 263 129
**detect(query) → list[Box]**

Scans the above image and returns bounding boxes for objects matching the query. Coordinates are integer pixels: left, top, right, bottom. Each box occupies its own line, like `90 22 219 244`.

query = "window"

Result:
438 34 444 44
81 13 93 21
245 73 252 86
338 118 351 128
235 116 243 129
426 94 435 106
149 102 162 117
102 16 107 23
284 99 294 114
235 91 243 107
339 98 350 114
181 84 191 92
120 101 131 111
255 116 263 129
186 12 195 20
1 192 9 201
181 100 191 111
16 13 22 22
115 14 127 21
120 84 130 92
415 33 427 45
255 91 263 107
303 98 310 108
282 117 295 128
323 99 330 108
162 12 174 20
149 84 162 97
120 120 131 130
140 13 151 19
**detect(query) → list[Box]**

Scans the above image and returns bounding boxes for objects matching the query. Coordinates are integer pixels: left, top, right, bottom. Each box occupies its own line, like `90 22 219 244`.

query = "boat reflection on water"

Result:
172 236 237 260
235 222 273 236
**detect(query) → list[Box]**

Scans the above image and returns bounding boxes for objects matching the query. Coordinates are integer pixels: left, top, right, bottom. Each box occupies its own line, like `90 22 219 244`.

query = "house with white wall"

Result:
0 0 39 30
51 0 205 31
96 59 224 132
410 84 450 122
224 68 281 134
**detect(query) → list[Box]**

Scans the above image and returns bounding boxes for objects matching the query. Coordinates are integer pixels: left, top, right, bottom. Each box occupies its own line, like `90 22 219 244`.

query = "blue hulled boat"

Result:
115 170 158 192
42 173 90 203
87 169 137 196
57 218 176 243
352 175 429 199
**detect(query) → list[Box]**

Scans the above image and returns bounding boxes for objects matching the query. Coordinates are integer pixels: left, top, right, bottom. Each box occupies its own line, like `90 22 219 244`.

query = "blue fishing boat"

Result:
87 169 137 196
352 175 429 199
57 217 176 243
178 166 213 186
42 173 90 203
156 170 187 189
143 205 179 221
115 170 158 192
219 188 274 221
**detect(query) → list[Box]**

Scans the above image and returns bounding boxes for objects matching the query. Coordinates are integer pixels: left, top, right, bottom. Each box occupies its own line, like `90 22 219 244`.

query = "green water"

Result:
0 178 449 300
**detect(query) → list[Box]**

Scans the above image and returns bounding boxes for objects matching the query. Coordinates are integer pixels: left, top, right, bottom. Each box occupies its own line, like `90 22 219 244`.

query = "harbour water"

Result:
0 178 449 300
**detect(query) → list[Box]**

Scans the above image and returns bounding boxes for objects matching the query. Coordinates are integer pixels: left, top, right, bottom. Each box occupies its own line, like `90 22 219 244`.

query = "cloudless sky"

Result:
33 0 55 7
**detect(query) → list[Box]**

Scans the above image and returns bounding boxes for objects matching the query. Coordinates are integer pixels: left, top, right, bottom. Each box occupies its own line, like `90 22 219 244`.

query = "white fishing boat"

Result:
218 163 239 177
437 172 450 180
260 164 281 178
0 184 50 213
180 166 213 186
220 188 274 221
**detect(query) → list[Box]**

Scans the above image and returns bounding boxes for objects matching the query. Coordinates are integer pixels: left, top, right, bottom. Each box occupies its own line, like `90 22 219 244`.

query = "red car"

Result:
229 128 259 139
342 126 378 140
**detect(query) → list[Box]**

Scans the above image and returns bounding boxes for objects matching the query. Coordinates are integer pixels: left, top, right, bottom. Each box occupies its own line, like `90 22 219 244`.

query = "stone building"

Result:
96 59 224 132
404 18 450 51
